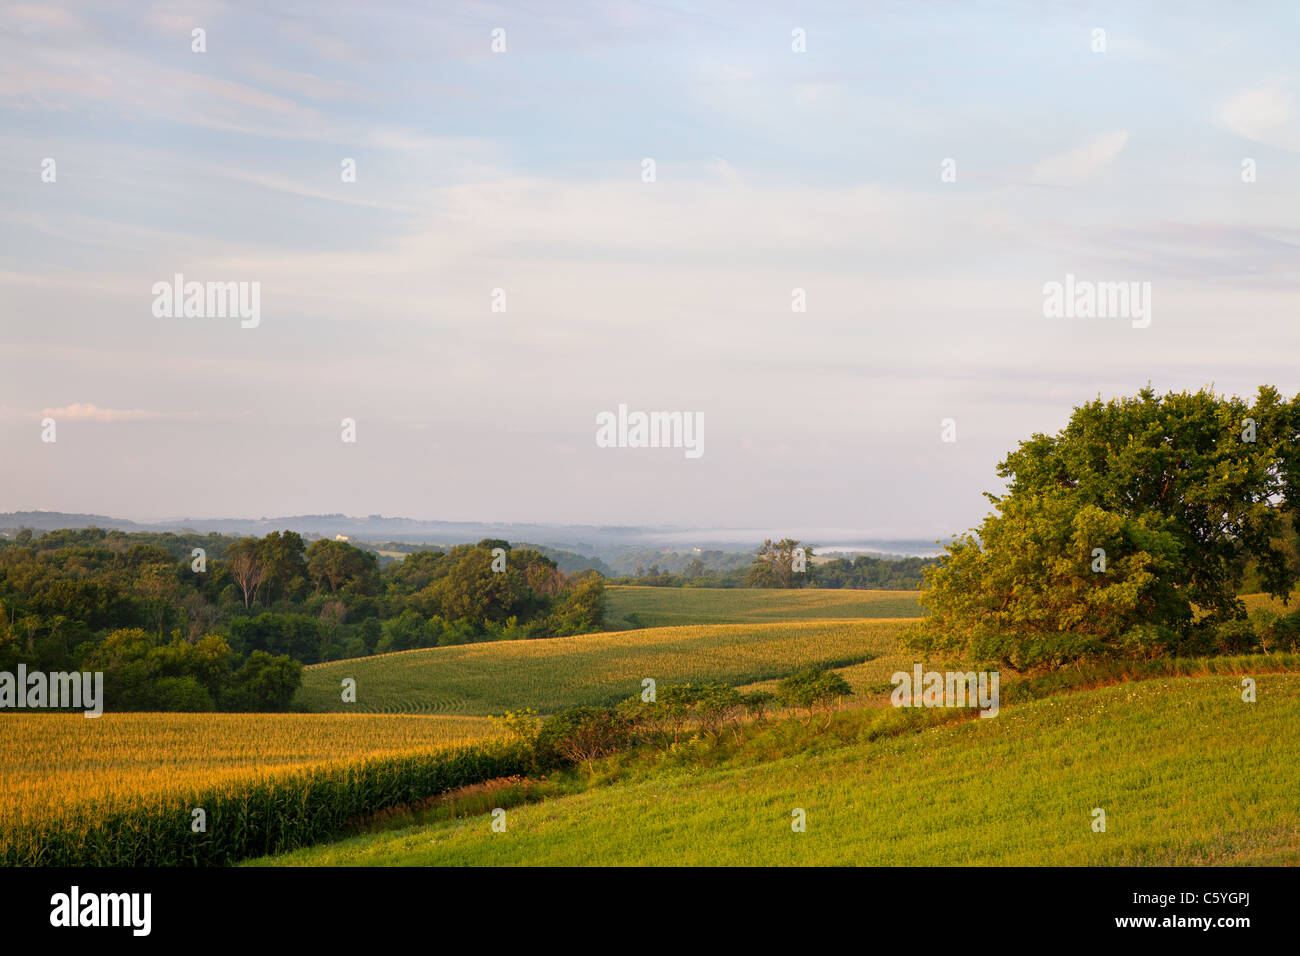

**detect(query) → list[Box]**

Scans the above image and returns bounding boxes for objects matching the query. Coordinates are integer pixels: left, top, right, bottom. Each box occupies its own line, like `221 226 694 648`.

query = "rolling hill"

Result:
261 673 1300 866
603 585 924 628
294 619 914 715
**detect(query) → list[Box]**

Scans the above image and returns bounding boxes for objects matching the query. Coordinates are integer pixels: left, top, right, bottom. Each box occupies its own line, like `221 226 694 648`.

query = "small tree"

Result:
777 667 853 728
658 684 704 743
696 683 746 739
742 689 775 724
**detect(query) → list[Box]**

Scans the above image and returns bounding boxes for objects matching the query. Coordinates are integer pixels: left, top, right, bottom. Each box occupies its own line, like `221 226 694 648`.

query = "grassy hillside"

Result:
295 619 912 715
261 673 1300 866
604 586 923 628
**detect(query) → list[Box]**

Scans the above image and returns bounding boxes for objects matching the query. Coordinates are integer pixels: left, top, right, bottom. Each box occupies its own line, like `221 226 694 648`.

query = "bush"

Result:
493 708 541 747
1216 618 1262 655
696 683 747 738
152 676 215 712
1251 608 1300 654
743 689 775 722
222 651 302 712
536 706 632 771
778 667 853 726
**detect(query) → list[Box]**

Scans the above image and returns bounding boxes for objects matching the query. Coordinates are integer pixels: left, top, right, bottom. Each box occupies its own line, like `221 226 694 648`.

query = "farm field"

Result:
258 673 1300 866
295 619 913 715
604 585 924 628
736 654 912 702
0 712 499 834
1238 592 1294 615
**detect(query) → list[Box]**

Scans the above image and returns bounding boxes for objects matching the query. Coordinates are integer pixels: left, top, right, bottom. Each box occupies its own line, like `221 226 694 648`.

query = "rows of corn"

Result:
1 713 512 866
296 619 915 714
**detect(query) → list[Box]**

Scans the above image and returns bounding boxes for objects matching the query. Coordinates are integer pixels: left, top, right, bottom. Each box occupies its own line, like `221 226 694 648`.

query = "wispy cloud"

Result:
1029 131 1130 186
1221 84 1300 153
39 404 177 423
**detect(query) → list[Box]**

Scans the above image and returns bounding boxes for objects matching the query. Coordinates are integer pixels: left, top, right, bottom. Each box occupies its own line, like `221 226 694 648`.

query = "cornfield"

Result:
296 619 916 714
0 713 510 866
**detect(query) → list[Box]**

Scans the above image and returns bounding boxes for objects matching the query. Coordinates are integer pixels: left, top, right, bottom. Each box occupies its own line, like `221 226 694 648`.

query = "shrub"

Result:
778 667 853 727
743 690 775 723
222 651 302 712
493 708 541 747
1217 618 1262 655
696 683 747 738
152 676 215 712
536 706 632 772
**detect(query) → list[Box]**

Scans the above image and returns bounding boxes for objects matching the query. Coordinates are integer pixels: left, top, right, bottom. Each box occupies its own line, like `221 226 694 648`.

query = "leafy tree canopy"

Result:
905 386 1299 670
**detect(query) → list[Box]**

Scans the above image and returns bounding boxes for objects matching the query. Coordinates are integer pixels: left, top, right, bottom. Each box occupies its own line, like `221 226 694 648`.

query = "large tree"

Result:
905 386 1299 670
258 530 308 603
305 539 378 594
745 538 812 588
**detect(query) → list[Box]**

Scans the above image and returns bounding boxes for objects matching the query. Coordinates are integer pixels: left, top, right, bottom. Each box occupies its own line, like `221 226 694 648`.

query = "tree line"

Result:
609 539 937 589
0 530 605 711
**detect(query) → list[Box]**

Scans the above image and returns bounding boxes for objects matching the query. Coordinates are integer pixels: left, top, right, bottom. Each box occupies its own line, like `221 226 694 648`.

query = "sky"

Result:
1 0 1298 540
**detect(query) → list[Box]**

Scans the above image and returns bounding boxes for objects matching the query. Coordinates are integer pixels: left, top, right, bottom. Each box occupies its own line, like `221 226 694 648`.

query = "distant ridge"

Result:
0 511 946 559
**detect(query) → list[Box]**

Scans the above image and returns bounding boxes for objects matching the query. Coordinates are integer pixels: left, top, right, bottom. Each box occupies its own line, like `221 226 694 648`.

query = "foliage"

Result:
777 667 854 725
746 538 812 588
266 672 1300 867
492 707 541 747
80 628 301 712
536 706 632 771
0 531 608 709
907 386 1300 670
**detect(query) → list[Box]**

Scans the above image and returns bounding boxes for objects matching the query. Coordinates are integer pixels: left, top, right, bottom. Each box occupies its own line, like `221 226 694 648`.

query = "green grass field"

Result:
295 619 913 715
260 673 1300 866
603 586 923 628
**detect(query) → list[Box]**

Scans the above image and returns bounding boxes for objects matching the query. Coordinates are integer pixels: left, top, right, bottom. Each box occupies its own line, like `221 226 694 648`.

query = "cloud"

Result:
39 404 172 423
1029 130 1130 185
236 61 364 103
712 157 742 185
274 18 359 64
1221 85 1300 153
4 3 88 33
139 1 228 37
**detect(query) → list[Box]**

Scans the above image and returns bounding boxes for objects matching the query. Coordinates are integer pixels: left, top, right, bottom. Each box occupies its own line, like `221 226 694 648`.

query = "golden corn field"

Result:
2 616 920 865
1 712 499 817
0 712 508 865
295 618 917 714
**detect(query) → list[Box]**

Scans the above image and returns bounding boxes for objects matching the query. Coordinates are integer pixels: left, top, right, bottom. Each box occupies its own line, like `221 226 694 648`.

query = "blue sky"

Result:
1 1 1298 539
